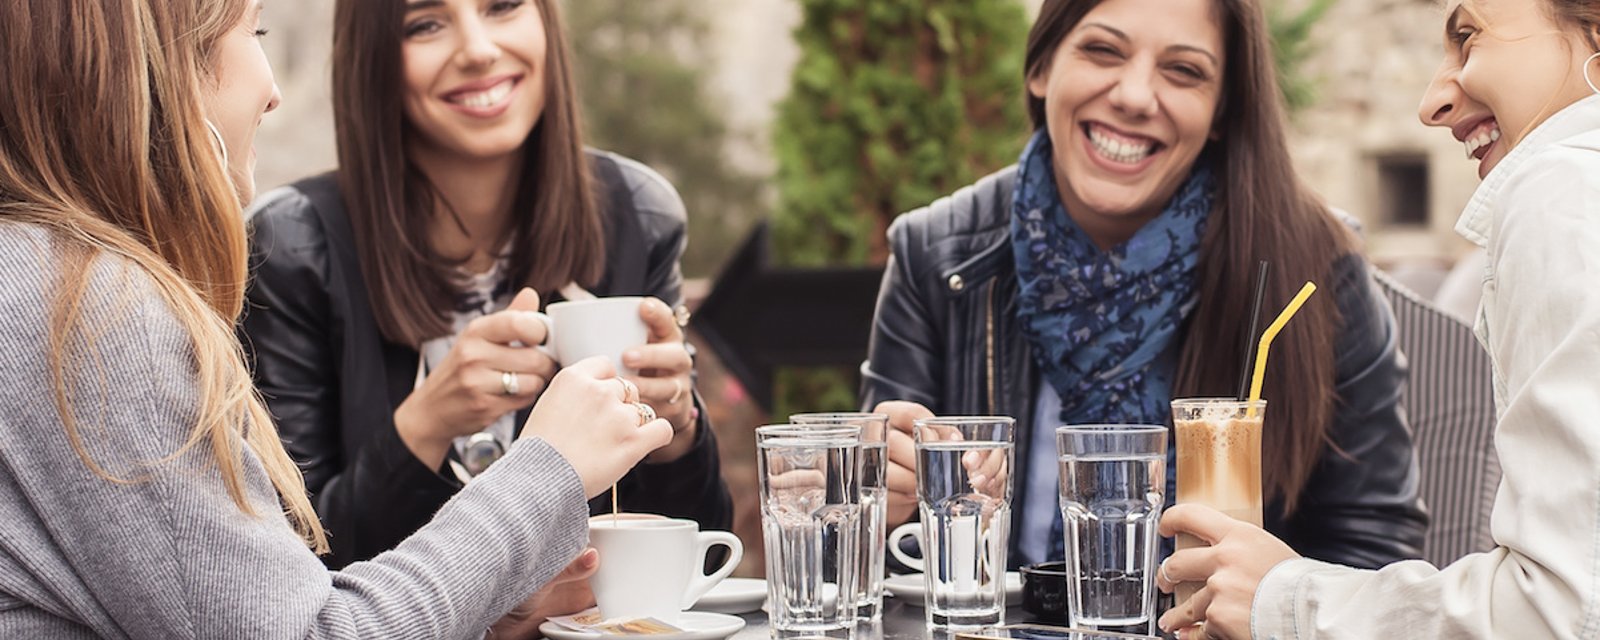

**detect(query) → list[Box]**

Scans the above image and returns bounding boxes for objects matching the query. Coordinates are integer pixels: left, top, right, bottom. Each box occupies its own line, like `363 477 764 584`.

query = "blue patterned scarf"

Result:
1011 130 1213 559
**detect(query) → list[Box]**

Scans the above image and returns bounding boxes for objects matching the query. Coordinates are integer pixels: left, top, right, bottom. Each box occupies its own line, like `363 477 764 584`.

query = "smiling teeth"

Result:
1465 126 1501 159
452 80 513 109
1088 126 1156 164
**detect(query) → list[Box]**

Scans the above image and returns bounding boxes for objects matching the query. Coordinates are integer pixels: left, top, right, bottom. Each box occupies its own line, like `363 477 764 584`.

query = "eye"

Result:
1081 42 1124 61
488 0 525 16
1451 27 1477 49
1169 63 1205 81
404 17 444 39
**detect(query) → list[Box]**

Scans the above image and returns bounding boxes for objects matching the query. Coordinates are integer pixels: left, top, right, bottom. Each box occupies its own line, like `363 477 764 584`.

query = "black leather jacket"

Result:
862 165 1428 570
242 150 732 568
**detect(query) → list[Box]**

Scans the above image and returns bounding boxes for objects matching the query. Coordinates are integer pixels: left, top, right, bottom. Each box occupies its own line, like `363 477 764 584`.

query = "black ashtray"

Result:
1020 561 1068 623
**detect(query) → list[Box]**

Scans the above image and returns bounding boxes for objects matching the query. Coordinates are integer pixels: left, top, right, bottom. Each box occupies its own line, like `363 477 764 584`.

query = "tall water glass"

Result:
756 424 863 640
1056 425 1168 630
912 416 1014 628
790 413 890 621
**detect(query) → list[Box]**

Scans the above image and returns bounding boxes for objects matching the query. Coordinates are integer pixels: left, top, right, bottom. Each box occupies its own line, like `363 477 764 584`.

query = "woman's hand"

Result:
621 297 697 463
395 288 559 469
520 356 672 498
1155 504 1301 640
487 548 599 639
873 400 933 528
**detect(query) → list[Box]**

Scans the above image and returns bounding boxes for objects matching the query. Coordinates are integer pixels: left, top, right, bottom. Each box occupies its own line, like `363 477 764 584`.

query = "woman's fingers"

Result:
1158 584 1213 633
622 343 692 375
637 297 683 342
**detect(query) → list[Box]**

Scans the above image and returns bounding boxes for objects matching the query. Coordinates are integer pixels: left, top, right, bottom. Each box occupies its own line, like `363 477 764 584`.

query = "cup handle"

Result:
526 311 558 362
887 522 924 573
681 531 744 609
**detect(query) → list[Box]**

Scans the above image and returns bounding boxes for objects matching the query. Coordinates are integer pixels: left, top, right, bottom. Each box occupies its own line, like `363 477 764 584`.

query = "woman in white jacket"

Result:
1155 1 1600 638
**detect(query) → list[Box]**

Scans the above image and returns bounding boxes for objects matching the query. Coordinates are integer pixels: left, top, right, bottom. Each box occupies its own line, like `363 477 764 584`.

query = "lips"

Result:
1081 121 1165 170
1460 118 1500 161
441 74 521 113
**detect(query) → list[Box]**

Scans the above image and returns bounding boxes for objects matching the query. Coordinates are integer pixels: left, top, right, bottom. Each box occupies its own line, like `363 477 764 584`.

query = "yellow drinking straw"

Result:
1246 282 1318 418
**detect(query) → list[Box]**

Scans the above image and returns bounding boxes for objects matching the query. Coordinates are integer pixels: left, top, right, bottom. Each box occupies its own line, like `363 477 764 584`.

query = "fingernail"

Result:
622 350 640 365
580 549 599 567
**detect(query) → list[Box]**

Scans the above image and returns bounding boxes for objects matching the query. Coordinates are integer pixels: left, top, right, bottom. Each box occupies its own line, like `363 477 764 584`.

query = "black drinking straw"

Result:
1236 261 1271 401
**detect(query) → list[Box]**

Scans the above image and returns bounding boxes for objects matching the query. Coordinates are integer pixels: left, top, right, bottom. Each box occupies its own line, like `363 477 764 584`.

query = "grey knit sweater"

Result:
0 222 590 638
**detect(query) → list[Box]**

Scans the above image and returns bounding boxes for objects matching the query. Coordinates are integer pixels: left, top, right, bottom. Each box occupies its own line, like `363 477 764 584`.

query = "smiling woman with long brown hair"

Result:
863 0 1427 571
241 0 731 570
0 0 669 635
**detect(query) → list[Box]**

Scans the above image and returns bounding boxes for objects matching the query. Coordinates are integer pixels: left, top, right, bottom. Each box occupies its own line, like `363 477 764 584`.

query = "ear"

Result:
1027 68 1050 100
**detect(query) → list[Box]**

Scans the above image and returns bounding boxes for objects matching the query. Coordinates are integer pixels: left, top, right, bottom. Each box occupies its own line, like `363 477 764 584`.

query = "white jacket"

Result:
1252 94 1600 639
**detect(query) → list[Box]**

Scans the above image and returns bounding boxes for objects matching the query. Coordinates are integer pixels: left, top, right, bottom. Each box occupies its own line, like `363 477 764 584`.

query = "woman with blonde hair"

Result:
0 0 667 635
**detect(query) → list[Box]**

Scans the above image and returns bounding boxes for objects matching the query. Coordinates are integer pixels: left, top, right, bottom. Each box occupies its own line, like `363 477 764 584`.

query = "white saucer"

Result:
539 611 746 640
690 577 766 615
882 571 1024 607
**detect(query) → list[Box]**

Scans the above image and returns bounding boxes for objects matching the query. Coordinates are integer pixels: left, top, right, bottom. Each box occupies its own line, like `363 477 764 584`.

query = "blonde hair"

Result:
0 0 327 552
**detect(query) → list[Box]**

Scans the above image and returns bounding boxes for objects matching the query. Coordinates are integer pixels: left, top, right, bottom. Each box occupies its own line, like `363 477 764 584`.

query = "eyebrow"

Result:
1080 22 1221 67
405 0 444 10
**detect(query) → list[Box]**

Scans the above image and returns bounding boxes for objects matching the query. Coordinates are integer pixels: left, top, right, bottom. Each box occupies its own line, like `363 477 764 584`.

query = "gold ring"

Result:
673 304 691 328
500 371 520 396
617 377 637 401
668 378 685 405
633 402 657 425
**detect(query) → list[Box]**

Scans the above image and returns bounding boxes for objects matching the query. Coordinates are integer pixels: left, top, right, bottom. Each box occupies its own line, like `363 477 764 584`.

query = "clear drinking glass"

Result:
1056 424 1168 630
1170 399 1265 606
789 413 890 621
911 416 1014 628
756 424 863 640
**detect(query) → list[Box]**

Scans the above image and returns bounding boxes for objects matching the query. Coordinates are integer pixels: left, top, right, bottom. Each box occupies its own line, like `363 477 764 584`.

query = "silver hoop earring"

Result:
1586 51 1600 96
204 119 229 167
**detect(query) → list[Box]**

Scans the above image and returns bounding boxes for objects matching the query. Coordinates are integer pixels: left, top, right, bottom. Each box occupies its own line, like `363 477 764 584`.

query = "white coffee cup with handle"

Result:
588 517 743 624
888 519 981 594
526 297 649 375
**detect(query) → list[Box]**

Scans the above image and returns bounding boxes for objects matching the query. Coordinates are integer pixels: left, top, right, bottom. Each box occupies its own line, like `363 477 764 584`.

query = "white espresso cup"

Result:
887 520 980 590
588 517 743 623
529 297 650 374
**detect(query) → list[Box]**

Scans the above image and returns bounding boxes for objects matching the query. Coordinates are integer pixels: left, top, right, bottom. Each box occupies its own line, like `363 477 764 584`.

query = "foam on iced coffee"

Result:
1174 416 1263 517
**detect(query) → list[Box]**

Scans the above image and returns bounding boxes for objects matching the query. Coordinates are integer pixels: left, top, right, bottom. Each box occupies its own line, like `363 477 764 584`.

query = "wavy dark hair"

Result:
332 0 604 346
1025 0 1355 514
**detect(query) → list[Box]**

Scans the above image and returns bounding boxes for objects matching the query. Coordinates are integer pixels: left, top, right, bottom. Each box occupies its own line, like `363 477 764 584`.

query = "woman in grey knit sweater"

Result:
0 0 671 637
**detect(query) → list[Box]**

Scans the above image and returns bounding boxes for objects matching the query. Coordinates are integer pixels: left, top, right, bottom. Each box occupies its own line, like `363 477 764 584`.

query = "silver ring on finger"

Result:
617 377 638 402
1160 559 1174 586
667 378 685 405
500 371 520 396
633 402 657 425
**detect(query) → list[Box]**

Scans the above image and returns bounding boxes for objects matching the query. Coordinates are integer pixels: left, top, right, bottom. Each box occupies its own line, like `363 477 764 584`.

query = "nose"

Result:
1108 60 1160 119
455 16 502 69
265 83 282 114
1418 57 1462 128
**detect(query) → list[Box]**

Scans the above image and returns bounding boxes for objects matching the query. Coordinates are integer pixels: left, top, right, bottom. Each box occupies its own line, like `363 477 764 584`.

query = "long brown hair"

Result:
1025 0 1353 514
0 0 326 550
332 0 604 346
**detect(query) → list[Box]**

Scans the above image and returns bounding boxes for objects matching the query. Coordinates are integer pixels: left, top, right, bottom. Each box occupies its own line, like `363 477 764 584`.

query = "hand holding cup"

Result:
394 288 558 469
621 297 698 462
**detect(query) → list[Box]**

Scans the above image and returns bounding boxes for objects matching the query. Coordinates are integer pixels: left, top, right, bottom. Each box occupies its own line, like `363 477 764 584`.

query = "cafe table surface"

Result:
726 598 1162 640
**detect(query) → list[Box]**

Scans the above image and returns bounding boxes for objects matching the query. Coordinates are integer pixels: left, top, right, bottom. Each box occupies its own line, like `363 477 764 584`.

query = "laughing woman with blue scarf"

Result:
862 0 1427 570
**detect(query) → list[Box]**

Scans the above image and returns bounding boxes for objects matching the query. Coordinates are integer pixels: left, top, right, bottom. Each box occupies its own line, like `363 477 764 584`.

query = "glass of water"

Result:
756 424 863 640
1055 425 1168 631
789 413 890 622
910 416 1014 628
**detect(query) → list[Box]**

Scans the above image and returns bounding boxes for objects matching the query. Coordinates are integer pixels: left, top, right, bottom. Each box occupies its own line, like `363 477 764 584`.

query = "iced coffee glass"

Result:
1170 399 1265 605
